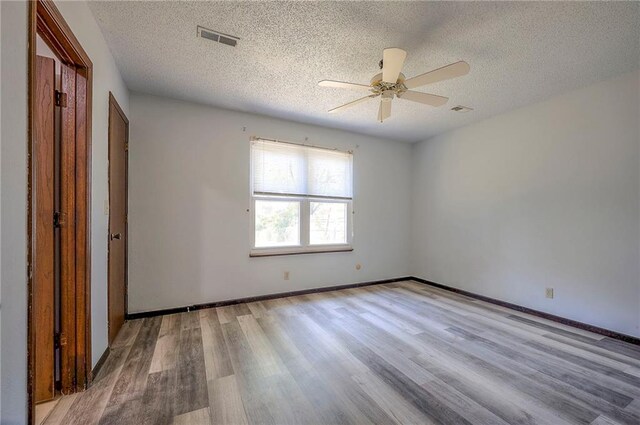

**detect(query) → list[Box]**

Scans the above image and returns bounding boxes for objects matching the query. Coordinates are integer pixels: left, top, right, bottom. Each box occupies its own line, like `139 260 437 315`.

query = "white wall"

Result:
128 93 412 313
410 71 640 337
1 1 129 422
1 1 28 422
0 0 3 417
54 1 130 367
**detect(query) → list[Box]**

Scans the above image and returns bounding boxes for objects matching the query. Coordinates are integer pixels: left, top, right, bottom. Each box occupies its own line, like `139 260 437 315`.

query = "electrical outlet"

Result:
545 288 554 299
284 271 290 280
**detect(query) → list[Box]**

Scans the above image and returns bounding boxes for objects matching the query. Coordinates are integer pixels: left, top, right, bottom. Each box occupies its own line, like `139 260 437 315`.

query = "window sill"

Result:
250 246 353 258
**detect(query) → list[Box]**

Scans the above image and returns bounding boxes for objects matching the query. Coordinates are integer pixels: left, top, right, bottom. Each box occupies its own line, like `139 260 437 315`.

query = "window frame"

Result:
249 139 354 257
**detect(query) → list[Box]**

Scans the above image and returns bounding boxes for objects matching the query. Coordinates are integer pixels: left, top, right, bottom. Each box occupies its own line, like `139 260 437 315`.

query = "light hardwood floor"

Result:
45 281 640 425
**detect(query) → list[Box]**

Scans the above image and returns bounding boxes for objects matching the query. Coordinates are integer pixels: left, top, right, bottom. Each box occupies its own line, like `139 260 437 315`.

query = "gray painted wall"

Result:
1 1 28 423
0 0 3 416
410 71 640 337
128 93 412 313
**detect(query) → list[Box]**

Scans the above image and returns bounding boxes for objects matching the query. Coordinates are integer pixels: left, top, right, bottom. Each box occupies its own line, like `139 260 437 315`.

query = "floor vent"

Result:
197 26 239 47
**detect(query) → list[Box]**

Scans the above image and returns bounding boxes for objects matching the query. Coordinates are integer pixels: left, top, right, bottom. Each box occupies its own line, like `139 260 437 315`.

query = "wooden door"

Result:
59 62 77 393
34 55 56 402
74 69 90 388
108 94 129 345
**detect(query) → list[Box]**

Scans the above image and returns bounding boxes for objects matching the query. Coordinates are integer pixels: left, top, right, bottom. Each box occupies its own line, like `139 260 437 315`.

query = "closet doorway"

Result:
28 0 93 423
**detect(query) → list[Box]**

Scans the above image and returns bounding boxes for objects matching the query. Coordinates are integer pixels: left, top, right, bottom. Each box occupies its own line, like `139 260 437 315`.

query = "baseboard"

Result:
411 276 640 346
123 274 639 346
125 276 413 320
90 346 110 382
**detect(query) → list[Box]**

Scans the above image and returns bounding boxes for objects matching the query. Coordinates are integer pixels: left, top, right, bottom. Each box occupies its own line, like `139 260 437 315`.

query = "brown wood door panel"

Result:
74 70 89 387
34 55 56 403
108 94 129 345
60 62 77 393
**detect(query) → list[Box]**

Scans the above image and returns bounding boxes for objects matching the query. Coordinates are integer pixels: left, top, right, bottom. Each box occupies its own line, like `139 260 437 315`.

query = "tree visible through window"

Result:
254 200 300 247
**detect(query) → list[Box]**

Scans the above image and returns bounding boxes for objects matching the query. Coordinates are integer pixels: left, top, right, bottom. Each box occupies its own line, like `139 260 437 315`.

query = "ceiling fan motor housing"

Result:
370 72 407 97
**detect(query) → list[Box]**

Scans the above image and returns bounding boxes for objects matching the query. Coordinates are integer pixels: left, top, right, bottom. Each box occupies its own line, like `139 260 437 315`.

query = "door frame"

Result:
107 92 129 343
27 0 93 423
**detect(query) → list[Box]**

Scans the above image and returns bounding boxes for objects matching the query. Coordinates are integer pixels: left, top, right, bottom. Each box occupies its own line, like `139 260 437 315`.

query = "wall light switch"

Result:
545 288 554 299
284 271 290 280
104 199 109 216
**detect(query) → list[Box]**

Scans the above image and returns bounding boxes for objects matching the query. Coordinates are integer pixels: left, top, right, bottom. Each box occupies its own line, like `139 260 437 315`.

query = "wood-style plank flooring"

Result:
45 281 640 425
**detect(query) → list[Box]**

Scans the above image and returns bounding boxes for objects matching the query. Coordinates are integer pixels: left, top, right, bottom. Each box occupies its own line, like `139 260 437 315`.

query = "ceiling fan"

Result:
318 48 470 122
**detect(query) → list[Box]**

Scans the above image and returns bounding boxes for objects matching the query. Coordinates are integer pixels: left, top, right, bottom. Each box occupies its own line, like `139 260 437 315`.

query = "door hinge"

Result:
55 332 68 348
124 142 129 152
54 332 68 348
53 211 66 228
55 90 68 107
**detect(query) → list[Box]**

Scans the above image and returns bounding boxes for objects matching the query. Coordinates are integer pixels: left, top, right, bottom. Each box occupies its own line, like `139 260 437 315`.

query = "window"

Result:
250 138 353 256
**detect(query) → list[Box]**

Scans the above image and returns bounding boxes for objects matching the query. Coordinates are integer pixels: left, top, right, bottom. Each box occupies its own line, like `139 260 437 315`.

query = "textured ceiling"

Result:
88 1 639 143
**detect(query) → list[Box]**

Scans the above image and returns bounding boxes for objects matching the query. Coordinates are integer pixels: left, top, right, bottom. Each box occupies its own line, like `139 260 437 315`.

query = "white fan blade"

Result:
378 99 391 122
382 48 407 84
328 95 378 113
319 80 372 91
404 61 470 89
397 90 448 107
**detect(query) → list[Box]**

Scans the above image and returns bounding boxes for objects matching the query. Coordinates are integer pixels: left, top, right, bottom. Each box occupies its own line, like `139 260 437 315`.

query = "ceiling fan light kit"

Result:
319 47 470 122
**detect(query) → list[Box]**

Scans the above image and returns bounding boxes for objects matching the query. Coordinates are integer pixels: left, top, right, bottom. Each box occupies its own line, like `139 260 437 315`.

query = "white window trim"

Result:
249 139 354 257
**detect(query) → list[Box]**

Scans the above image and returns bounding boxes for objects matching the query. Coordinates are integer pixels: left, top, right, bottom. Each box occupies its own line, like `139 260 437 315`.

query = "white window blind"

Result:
251 139 353 199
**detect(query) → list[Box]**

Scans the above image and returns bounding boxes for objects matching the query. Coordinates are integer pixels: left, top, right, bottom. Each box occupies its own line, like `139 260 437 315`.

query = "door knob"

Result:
110 233 122 240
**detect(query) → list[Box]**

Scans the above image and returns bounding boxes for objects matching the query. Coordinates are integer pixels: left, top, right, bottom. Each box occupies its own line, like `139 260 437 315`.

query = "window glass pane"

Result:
255 200 300 247
310 202 348 245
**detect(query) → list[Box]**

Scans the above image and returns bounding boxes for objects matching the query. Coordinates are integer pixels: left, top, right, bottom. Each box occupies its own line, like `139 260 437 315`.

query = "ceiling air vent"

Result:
197 26 239 47
451 105 473 113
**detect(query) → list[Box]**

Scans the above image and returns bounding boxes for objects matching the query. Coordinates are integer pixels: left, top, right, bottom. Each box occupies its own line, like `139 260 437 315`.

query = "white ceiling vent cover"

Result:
197 26 239 47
